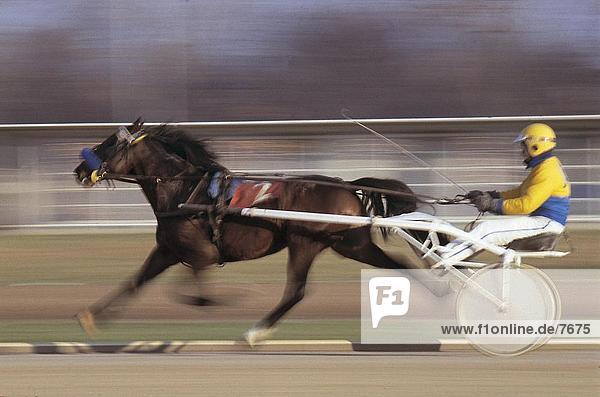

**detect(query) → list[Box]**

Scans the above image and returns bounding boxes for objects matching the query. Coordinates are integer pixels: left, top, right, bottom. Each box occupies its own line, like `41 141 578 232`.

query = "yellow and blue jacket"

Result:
497 151 570 225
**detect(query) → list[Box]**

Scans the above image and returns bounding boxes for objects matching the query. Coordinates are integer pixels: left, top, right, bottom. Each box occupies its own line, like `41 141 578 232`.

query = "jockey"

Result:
441 123 570 262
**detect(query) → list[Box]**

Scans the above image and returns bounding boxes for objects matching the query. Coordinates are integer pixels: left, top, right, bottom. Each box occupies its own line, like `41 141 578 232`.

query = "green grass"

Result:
0 234 157 284
0 230 596 285
0 320 359 343
0 233 369 284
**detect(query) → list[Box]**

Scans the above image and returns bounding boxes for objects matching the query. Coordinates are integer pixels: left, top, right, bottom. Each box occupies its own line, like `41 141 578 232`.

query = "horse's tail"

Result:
349 177 450 248
350 177 421 239
350 177 418 216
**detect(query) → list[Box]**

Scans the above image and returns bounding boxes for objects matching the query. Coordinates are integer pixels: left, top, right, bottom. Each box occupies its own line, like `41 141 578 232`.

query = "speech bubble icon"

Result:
369 277 411 328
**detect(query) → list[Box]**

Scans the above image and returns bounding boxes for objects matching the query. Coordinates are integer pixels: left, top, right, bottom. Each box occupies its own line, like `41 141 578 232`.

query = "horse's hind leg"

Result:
76 244 178 335
333 227 452 296
245 235 327 345
332 227 411 269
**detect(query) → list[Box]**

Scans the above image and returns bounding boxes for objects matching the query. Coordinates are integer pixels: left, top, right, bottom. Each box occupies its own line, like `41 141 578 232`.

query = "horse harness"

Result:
156 170 233 264
98 166 230 264
96 169 480 267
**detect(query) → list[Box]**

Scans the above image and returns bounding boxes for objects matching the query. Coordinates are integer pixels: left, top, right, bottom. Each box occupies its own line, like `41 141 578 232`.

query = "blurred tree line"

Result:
1 0 598 122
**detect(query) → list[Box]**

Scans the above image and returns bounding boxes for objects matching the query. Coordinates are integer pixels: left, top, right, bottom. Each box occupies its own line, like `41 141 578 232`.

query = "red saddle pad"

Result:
229 182 284 208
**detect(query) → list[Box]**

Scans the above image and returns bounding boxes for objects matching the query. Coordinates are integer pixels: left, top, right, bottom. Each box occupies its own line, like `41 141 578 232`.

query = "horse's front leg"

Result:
245 235 326 346
76 244 179 335
172 265 217 307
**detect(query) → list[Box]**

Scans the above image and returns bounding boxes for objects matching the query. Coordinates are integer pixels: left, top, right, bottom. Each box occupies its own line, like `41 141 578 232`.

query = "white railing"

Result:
2 114 600 130
1 115 599 229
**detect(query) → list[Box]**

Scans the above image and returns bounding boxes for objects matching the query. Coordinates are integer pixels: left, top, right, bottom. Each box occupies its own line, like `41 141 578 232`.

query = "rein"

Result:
101 172 208 184
85 130 467 206
97 171 468 205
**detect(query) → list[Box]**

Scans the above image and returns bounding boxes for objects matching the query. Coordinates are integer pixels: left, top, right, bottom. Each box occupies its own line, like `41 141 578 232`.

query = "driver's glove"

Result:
465 190 483 200
472 192 502 214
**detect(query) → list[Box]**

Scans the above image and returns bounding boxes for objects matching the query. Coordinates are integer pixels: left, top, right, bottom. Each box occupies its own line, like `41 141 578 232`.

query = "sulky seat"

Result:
507 233 562 252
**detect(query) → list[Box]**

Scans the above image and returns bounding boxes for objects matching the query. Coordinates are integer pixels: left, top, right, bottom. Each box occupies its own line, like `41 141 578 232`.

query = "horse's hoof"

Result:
176 294 216 307
192 297 216 306
75 309 98 337
244 326 275 347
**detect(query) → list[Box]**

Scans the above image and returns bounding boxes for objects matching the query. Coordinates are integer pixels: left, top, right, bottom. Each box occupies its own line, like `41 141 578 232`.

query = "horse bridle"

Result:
82 127 148 185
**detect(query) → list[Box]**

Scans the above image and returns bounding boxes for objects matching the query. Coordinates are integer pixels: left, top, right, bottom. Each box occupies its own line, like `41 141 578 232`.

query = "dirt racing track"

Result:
1 351 598 397
0 221 598 396
0 280 598 396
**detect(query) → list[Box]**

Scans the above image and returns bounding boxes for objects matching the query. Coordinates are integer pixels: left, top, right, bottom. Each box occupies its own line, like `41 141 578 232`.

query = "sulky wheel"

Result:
455 263 561 356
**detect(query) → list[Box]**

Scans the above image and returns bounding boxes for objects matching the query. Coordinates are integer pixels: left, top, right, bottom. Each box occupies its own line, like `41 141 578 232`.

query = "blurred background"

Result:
1 0 599 227
1 120 599 228
1 0 599 123
0 1 598 343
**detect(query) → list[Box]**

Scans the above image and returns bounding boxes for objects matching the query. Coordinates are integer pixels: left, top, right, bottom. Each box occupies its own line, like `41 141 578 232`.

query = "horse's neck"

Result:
133 148 200 213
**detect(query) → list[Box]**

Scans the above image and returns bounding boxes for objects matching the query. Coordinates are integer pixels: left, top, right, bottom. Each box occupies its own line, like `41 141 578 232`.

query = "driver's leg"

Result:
441 216 564 263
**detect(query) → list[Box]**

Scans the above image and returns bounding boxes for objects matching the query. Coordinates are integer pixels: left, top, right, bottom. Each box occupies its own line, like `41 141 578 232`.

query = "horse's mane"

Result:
145 124 221 171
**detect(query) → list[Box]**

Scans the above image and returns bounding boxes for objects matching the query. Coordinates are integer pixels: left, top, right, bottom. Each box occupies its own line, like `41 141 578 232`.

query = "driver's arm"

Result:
500 185 522 200
499 169 557 215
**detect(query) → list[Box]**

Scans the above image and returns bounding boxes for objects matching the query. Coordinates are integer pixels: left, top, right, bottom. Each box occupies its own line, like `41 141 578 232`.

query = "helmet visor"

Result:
513 134 527 144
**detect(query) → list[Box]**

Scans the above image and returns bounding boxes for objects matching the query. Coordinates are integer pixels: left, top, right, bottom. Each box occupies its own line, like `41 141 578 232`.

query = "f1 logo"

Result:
369 277 411 328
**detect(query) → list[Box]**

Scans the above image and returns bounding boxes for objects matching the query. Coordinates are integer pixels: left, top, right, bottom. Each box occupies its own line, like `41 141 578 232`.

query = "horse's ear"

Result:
131 117 144 133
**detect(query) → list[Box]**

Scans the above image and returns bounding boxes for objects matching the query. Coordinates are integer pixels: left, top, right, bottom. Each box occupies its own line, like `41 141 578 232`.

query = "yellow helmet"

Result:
513 123 556 157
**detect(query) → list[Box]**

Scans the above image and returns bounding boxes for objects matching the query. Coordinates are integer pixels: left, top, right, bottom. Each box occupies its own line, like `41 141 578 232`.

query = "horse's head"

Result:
74 118 145 186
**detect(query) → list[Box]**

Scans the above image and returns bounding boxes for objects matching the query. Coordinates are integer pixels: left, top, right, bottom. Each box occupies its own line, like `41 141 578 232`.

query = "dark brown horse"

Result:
73 119 419 344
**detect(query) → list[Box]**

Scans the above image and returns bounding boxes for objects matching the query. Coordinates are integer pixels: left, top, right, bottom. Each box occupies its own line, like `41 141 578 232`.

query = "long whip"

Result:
341 109 468 193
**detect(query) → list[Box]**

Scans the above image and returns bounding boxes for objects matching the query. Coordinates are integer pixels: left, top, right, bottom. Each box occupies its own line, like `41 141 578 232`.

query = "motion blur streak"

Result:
0 119 598 229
